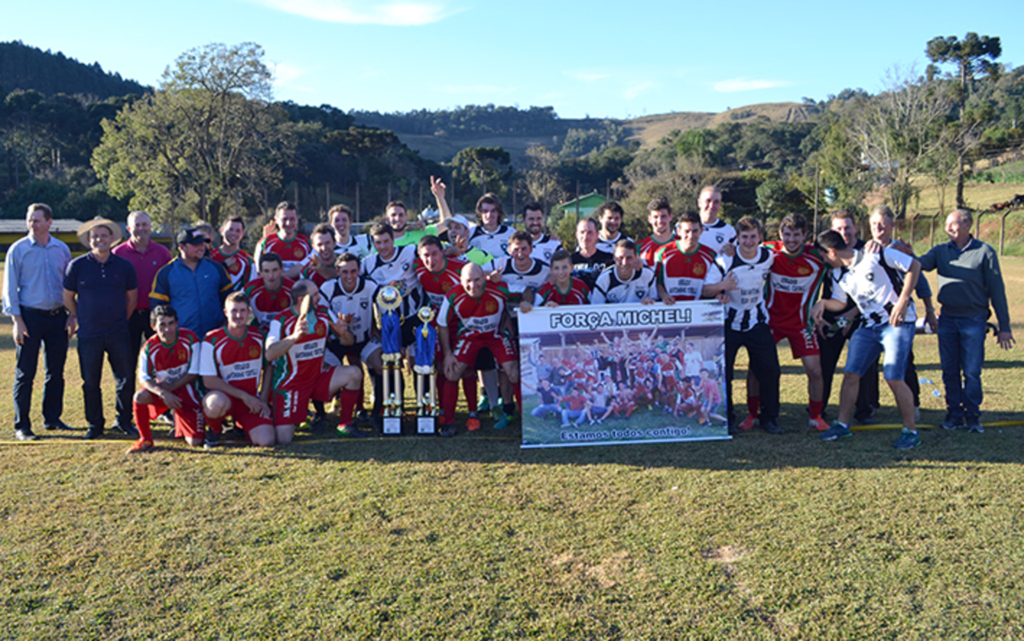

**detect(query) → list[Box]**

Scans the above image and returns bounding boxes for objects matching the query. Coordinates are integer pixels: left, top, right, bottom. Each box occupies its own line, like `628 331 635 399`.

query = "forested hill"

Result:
0 41 148 98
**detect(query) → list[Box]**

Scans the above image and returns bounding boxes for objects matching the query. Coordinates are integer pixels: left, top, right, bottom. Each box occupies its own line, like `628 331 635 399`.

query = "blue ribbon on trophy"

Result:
376 285 404 423
414 307 439 425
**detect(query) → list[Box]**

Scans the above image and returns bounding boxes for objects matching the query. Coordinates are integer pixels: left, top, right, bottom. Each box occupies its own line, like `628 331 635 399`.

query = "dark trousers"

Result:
13 308 69 431
819 328 876 419
725 324 780 423
77 328 134 430
128 307 155 361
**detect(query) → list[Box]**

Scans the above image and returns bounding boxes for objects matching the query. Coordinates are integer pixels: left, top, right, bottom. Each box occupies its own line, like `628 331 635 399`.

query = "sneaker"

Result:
893 428 921 450
466 417 481 432
84 426 104 440
820 422 852 441
308 415 331 434
438 423 457 438
966 416 984 434
337 423 367 438
762 420 784 435
355 409 370 423
14 428 37 442
113 422 138 437
43 420 73 431
477 396 491 414
940 415 964 431
204 432 221 449
808 415 830 432
126 439 154 454
493 408 511 430
738 415 759 431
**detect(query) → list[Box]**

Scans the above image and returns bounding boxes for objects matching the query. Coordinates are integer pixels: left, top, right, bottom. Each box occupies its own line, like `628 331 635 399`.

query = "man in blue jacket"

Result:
150 227 232 338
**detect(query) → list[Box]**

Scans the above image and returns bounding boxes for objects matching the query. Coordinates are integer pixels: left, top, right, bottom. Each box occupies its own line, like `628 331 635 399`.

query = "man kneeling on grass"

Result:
265 280 363 445
128 305 204 453
811 230 922 449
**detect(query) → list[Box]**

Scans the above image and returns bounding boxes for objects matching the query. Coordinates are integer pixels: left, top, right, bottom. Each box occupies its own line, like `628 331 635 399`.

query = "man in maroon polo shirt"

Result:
112 210 171 358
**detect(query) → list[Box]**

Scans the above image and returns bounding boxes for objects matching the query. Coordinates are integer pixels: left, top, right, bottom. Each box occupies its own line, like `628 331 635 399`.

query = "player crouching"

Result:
127 305 204 453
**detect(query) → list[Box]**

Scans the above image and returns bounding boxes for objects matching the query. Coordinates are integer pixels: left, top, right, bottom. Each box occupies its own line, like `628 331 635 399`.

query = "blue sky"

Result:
3 1 1020 119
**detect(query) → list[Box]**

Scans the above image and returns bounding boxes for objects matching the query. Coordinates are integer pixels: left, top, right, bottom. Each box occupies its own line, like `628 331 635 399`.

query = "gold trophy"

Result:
413 307 439 434
376 285 404 435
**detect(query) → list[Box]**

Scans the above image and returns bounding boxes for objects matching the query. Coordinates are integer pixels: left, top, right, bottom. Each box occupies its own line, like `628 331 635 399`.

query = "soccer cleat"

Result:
820 422 852 441
14 428 37 442
355 409 371 423
308 415 331 434
438 423 457 438
477 396 491 414
466 417 481 432
493 408 511 430
737 415 759 431
126 439 154 454
337 423 367 438
203 432 221 450
966 416 984 434
809 415 830 432
892 428 921 450
940 415 964 431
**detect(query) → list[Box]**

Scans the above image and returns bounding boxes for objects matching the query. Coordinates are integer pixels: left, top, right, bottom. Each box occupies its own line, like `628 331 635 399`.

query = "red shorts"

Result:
771 325 820 358
147 389 203 440
453 333 517 367
224 397 273 434
273 367 335 425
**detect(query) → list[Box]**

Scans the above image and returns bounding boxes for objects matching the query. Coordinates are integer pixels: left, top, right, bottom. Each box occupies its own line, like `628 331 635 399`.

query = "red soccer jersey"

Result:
210 247 254 292
438 281 509 338
268 306 330 391
254 233 312 272
415 256 467 311
656 242 722 301
638 235 676 267
137 328 201 390
763 240 825 331
244 277 295 328
536 277 590 306
299 264 332 288
198 326 267 397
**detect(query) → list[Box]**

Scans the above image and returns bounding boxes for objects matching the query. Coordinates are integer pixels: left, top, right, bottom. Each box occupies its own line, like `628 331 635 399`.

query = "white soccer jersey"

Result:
319 276 377 344
595 231 633 256
334 233 374 260
591 265 658 305
360 244 424 316
700 219 737 254
831 247 917 328
717 247 774 332
468 224 514 258
531 234 563 264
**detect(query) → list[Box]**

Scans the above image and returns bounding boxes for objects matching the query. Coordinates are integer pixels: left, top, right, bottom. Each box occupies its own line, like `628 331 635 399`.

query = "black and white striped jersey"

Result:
831 247 916 327
319 276 376 343
591 265 658 305
468 224 514 258
531 233 563 264
334 233 374 260
360 244 424 317
492 257 550 306
595 231 633 256
716 247 774 332
700 219 737 254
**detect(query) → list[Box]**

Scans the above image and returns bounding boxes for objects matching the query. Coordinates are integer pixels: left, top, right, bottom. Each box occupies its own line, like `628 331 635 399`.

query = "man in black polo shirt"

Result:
570 217 614 290
63 218 139 439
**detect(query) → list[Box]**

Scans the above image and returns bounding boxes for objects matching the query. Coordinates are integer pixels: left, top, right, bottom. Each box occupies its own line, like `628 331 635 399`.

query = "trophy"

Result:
413 307 439 434
376 285 404 435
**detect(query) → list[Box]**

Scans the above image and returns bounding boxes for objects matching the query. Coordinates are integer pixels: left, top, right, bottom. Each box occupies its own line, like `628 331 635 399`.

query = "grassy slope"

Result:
1 262 1023 639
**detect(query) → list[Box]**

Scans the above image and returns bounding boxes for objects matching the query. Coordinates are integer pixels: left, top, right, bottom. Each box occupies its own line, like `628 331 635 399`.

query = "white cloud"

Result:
624 81 655 99
565 71 609 83
252 0 454 26
713 78 790 93
272 62 315 93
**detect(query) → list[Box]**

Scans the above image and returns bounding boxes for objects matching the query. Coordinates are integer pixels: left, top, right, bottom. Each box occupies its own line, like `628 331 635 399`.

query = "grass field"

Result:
2 259 1023 638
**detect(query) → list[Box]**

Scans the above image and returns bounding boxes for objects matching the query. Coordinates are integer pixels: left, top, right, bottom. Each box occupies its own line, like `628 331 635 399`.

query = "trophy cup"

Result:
413 307 439 434
376 285 404 435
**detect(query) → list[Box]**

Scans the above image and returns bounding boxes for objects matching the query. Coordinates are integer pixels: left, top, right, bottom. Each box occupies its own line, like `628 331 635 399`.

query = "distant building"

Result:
556 191 608 221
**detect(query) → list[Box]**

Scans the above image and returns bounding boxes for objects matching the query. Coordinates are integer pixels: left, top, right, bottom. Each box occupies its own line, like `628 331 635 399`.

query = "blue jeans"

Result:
937 314 987 419
13 308 69 431
77 328 135 430
844 323 915 380
531 404 560 419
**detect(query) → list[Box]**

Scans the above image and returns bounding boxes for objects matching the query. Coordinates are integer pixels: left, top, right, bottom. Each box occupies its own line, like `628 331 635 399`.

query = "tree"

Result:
450 146 512 209
92 43 292 228
926 32 1002 207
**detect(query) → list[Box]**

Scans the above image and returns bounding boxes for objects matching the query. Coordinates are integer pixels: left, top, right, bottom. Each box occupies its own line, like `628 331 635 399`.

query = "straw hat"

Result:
76 217 123 247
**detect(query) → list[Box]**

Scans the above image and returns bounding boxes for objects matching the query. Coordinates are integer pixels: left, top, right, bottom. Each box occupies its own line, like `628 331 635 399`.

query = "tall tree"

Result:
92 43 292 228
926 32 1002 207
450 146 511 209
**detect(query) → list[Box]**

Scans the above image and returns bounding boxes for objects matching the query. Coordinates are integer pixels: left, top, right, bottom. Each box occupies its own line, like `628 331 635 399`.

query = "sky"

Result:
2 0 1021 120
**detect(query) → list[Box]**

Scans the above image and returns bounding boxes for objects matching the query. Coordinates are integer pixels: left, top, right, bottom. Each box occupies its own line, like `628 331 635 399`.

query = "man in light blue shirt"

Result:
3 203 74 441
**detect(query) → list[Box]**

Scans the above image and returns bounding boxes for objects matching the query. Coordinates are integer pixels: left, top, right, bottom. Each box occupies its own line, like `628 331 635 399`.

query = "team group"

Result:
4 178 1013 451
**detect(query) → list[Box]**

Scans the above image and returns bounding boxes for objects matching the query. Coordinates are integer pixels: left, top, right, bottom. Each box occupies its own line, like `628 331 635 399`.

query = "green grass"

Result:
2 262 1024 638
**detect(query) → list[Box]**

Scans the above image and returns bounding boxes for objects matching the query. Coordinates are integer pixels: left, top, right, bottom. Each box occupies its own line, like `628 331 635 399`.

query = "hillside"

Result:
0 40 148 99
621 102 818 148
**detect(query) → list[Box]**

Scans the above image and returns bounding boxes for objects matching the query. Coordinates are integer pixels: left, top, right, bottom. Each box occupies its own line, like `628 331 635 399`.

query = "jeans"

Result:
531 403 560 419
77 328 135 430
937 314 987 419
561 408 585 425
13 308 69 431
844 323 915 380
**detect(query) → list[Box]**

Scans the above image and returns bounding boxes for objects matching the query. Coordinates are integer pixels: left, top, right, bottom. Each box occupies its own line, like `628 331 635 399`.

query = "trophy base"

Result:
416 416 435 435
383 417 402 435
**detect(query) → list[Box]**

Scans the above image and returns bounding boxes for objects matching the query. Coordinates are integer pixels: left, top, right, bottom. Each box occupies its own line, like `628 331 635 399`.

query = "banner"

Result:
517 301 730 448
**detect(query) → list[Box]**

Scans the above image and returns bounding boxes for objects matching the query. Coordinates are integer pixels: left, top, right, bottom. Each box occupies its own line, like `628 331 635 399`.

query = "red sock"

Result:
462 376 478 412
810 400 824 418
206 415 223 435
747 396 760 417
338 389 360 425
442 378 459 425
133 402 152 442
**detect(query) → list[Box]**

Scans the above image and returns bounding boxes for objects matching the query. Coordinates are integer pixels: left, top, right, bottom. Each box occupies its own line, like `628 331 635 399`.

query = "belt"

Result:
23 307 66 316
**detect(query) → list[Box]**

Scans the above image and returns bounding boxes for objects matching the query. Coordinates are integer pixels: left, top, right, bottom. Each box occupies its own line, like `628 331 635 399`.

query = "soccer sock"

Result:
206 415 223 435
747 396 760 417
481 370 500 407
133 402 152 442
502 402 516 417
372 374 384 417
312 400 326 419
442 378 459 425
462 376 478 412
810 400 824 418
338 389 360 425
